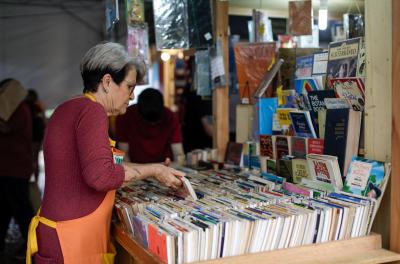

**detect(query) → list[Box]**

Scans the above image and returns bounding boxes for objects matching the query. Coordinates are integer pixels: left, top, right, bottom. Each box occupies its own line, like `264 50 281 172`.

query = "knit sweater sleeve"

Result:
75 102 124 191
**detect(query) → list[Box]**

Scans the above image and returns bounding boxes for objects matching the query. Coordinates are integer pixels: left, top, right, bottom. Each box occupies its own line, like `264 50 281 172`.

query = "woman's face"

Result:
110 67 137 115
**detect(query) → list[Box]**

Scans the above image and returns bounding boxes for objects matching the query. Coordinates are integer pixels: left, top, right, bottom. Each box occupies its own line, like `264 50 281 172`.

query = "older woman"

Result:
27 42 184 264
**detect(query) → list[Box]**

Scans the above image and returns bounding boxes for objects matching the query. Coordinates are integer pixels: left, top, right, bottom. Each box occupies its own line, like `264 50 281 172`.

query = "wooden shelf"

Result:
112 224 400 264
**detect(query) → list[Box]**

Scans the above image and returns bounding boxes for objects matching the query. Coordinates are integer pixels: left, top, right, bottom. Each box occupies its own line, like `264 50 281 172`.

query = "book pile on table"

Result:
115 157 389 264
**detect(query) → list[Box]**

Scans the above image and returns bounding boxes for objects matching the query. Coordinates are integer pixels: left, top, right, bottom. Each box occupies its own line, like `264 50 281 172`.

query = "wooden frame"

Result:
113 224 400 264
390 0 400 254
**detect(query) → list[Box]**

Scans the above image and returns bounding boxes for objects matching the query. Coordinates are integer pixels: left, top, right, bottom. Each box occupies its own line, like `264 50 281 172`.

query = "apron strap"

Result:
26 211 57 264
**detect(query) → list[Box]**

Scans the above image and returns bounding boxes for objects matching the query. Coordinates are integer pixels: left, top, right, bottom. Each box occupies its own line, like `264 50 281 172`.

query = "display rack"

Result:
112 0 400 263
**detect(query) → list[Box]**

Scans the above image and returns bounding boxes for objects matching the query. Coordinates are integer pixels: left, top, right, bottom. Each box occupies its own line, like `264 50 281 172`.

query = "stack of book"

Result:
115 158 389 264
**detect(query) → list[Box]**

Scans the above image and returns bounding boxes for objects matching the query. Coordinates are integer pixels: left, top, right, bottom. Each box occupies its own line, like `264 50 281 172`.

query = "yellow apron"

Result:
27 93 122 264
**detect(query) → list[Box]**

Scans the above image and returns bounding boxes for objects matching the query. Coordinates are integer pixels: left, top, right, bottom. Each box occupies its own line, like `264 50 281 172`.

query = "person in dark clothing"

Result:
181 89 213 153
25 89 46 182
0 79 34 257
116 88 184 163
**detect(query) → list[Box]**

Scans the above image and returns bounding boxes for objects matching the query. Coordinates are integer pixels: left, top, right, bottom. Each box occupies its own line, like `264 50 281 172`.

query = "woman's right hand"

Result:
153 164 185 190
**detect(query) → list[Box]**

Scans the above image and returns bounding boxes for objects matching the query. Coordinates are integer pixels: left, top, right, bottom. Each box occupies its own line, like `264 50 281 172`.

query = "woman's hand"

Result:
122 162 185 190
153 164 184 190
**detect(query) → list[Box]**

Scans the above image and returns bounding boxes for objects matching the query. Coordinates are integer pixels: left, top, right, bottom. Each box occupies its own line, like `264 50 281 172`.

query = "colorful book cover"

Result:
343 157 385 198
147 223 168 263
291 136 307 159
294 77 324 95
312 51 329 76
258 97 278 135
132 216 148 248
283 182 313 197
295 55 313 78
307 154 343 189
329 77 365 111
292 159 311 183
327 37 362 78
259 135 276 159
307 138 324 155
289 111 317 138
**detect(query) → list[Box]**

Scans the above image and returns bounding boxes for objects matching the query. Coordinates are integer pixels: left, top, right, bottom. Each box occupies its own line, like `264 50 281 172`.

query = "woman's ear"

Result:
101 74 112 88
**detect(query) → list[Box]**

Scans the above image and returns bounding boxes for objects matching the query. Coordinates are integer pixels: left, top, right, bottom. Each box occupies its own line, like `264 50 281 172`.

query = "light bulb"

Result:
161 52 171 62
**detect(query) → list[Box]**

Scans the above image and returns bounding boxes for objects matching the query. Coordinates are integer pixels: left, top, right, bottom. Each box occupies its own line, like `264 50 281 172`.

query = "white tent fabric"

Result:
0 1 126 109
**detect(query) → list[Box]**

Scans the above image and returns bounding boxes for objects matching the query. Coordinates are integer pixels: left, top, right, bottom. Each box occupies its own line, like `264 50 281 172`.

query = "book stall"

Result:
112 0 400 263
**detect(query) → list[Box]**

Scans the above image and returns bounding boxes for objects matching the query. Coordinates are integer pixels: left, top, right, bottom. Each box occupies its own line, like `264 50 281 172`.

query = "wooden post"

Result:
365 0 392 248
391 0 400 254
212 0 229 162
162 56 176 109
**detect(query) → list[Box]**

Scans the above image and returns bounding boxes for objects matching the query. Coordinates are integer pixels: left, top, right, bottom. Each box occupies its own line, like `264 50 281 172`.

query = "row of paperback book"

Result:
114 156 390 264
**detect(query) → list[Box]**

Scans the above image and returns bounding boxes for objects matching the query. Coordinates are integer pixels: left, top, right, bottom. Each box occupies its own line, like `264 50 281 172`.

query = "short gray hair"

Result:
80 42 146 92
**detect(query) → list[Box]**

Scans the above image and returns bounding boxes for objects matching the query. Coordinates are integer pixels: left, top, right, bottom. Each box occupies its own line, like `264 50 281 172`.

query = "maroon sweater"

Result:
36 97 124 262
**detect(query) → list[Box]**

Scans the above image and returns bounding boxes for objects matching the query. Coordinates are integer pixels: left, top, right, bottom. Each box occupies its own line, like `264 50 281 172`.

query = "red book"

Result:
148 223 168 263
307 138 324 155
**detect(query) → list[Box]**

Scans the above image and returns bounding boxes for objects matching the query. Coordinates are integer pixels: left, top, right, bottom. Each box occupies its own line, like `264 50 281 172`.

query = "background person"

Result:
0 79 34 259
116 88 184 163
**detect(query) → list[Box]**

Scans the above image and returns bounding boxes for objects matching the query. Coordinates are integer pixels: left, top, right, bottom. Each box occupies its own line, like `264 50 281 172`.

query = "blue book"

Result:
289 111 317 138
258 97 278 135
295 55 313 79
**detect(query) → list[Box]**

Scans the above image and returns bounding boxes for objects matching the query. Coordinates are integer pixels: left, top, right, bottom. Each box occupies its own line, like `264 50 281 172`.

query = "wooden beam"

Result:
391 0 400 254
162 57 176 109
365 0 392 248
212 0 229 162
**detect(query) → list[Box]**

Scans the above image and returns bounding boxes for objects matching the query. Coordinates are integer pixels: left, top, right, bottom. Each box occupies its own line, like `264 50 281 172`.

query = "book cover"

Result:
258 98 278 135
312 51 329 76
148 223 168 263
295 55 313 79
307 138 324 155
356 38 366 77
329 77 365 111
327 37 362 78
323 108 349 175
291 136 307 159
275 136 291 160
289 111 317 138
267 158 277 174
307 154 343 189
324 98 351 109
307 90 336 114
132 216 149 248
225 142 243 166
288 0 312 36
292 159 311 183
324 108 362 176
283 182 313 197
259 135 276 159
278 156 294 182
343 157 385 198
181 177 198 201
294 78 324 95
